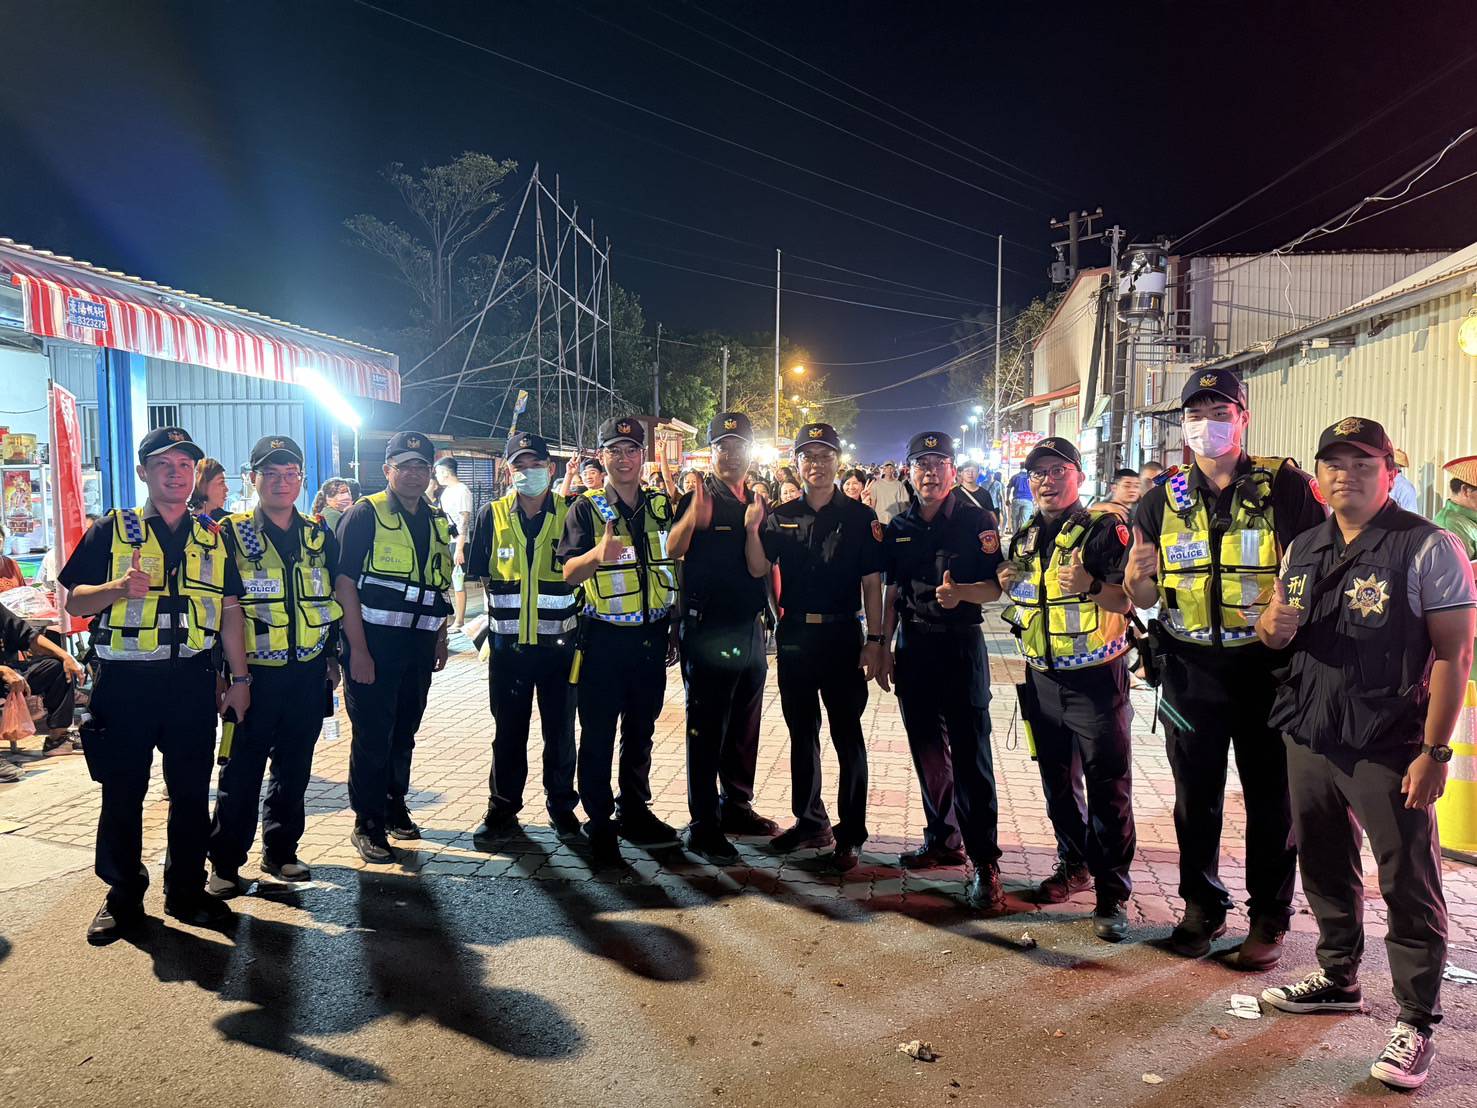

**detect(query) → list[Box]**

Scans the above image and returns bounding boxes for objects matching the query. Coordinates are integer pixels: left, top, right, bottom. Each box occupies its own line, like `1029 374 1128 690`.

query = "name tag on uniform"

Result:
618 545 638 564
714 525 733 532
1165 539 1210 566
894 536 911 543
243 576 284 598
779 522 799 529
497 547 515 561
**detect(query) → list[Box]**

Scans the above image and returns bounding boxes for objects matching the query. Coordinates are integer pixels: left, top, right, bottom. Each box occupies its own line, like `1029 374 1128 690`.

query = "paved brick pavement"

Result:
5 620 1477 948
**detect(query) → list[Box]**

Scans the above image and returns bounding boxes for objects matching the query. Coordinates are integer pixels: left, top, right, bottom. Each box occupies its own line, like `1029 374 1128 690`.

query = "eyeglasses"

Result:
1028 464 1073 482
603 444 642 460
258 469 304 485
911 458 952 474
391 461 431 474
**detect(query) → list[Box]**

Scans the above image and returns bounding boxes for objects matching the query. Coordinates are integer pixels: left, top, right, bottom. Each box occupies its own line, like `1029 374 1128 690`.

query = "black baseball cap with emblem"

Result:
708 411 754 444
599 415 645 449
1024 437 1083 470
1315 416 1394 460
505 431 551 464
906 431 956 462
137 426 204 465
1181 366 1247 408
385 430 435 465
793 422 841 453
249 435 304 469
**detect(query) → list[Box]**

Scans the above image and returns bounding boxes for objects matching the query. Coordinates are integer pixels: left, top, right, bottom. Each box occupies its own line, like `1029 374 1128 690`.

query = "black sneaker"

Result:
350 825 395 864
550 810 584 840
615 807 681 847
1260 970 1363 1014
898 843 968 870
684 826 740 864
1037 861 1092 903
473 807 518 844
1168 904 1228 957
1093 899 1130 943
965 864 1007 915
586 824 624 868
719 807 781 838
86 899 143 945
164 892 235 929
1370 1022 1435 1090
384 801 421 841
770 824 836 853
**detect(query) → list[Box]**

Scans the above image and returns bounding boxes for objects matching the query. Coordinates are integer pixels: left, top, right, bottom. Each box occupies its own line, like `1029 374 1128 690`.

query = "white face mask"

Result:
1183 417 1241 459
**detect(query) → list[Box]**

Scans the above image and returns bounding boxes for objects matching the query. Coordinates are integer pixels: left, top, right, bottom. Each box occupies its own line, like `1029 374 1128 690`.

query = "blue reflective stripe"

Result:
1023 635 1129 671
1167 471 1194 513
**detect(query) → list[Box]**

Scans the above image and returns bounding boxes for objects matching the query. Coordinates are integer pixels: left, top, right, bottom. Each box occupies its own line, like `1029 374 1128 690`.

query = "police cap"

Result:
793 422 841 454
1315 416 1394 461
599 416 645 449
1181 367 1247 409
385 430 435 465
137 426 204 465
1024 437 1082 470
708 411 753 444
906 431 956 463
505 432 551 465
249 435 304 469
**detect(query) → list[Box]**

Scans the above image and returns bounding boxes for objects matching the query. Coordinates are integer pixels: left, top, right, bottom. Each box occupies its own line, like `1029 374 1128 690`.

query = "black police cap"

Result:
1181 367 1247 408
906 431 956 462
1023 437 1082 470
708 411 754 444
1315 416 1394 461
249 435 304 469
599 415 645 448
793 422 841 453
385 430 435 464
137 426 204 465
505 431 551 464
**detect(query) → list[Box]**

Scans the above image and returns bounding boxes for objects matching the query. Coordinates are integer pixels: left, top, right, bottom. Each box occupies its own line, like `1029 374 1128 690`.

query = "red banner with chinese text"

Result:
49 384 89 635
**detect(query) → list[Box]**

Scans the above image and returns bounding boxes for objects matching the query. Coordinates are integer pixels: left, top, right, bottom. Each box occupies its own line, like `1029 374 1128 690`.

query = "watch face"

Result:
1430 745 1453 763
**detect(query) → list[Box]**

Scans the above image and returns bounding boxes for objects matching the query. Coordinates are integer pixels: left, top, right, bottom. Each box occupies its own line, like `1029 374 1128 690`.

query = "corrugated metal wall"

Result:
1031 271 1104 395
1242 284 1477 518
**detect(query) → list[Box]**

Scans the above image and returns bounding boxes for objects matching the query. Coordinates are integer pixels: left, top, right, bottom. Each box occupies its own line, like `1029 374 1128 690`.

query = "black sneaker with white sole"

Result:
1370 1022 1434 1090
350 825 395 864
1260 970 1363 1014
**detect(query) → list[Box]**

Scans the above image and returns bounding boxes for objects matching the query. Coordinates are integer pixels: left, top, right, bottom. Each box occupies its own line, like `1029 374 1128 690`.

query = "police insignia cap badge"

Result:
1333 417 1364 436
168 430 186 442
1199 373 1217 388
809 427 824 438
724 418 737 430
407 435 421 447
924 435 938 448
617 421 632 434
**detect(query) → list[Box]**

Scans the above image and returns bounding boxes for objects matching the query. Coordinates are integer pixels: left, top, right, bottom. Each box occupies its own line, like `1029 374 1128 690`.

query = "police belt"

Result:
901 618 981 635
780 611 860 626
684 606 763 625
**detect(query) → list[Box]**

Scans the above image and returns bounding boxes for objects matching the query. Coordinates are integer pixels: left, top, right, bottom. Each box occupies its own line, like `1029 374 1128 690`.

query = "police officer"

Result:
558 416 681 867
877 431 1007 912
745 422 884 872
1257 417 1474 1091
666 411 780 863
997 438 1136 940
59 427 251 941
206 436 342 894
466 432 581 842
1123 367 1326 965
335 431 452 864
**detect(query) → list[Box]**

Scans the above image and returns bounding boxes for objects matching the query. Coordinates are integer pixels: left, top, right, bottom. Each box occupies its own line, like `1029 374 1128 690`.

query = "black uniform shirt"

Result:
556 485 668 564
1135 452 1326 552
59 501 245 598
336 495 432 580
675 475 766 621
0 601 39 667
761 488 883 616
1021 501 1131 586
884 491 1004 626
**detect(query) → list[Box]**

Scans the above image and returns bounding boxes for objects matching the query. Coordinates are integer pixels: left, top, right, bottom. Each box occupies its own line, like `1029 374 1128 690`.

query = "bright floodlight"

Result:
297 366 361 429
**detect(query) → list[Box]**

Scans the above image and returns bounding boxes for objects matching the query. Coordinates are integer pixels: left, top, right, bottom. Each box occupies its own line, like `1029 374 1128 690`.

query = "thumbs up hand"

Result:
595 519 626 564
1058 547 1095 594
1258 576 1301 648
1122 524 1159 598
935 568 962 610
692 473 714 530
119 548 152 598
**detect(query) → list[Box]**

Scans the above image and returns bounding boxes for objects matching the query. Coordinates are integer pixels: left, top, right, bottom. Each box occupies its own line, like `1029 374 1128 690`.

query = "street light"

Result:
791 364 806 375
296 365 362 479
973 404 983 416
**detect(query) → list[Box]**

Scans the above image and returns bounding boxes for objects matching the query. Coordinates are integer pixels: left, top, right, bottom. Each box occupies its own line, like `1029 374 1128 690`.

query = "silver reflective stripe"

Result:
490 618 522 635
362 607 415 628
538 593 576 609
538 617 576 635
96 643 172 662
415 614 446 631
489 593 523 609
360 573 415 595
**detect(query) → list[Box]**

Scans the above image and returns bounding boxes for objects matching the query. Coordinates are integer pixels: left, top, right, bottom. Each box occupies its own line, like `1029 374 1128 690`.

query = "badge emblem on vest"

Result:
1333 417 1364 437
1199 373 1218 388
1344 573 1389 617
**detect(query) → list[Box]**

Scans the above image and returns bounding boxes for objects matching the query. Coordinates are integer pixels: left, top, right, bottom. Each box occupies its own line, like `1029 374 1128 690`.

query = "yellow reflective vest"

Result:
486 491 579 646
1157 457 1285 647
225 510 343 665
95 507 227 662
356 491 453 632
581 486 676 625
1002 506 1128 670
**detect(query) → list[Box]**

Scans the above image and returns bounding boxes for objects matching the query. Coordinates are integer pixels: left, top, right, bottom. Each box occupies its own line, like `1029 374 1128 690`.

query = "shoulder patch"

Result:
1115 523 1130 547
1309 476 1327 506
979 529 1000 554
871 520 884 543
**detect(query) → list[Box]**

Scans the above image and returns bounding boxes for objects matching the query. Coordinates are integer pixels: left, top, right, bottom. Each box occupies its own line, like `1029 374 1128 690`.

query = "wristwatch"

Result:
1087 578 1103 596
865 634 885 644
230 673 253 687
1422 743 1453 764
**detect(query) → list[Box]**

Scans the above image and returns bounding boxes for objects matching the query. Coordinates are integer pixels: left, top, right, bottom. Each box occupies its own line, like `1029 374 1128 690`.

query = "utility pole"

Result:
773 249 782 452
720 344 729 412
1048 207 1103 286
653 321 662 418
1105 224 1128 477
993 233 1003 459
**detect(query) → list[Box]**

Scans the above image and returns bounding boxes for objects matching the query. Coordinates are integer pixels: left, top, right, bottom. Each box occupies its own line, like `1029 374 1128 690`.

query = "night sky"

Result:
3 0 1476 457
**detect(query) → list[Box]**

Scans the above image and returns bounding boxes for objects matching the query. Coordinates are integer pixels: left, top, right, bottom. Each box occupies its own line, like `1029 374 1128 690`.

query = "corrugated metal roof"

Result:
0 237 394 361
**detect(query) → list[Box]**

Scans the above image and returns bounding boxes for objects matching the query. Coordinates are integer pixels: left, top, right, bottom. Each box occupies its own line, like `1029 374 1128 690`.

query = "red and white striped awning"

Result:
3 249 399 403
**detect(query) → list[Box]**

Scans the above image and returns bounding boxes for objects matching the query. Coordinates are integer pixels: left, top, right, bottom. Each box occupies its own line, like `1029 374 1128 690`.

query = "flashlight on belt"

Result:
217 707 239 766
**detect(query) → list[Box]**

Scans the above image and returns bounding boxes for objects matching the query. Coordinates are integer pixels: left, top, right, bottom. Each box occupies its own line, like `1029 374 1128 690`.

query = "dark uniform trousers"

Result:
575 617 669 828
209 658 327 873
14 655 76 730
488 639 578 819
1285 737 1447 1029
680 613 766 833
1028 658 1135 901
82 660 217 908
1161 645 1296 923
777 620 869 847
345 624 436 828
894 624 1000 865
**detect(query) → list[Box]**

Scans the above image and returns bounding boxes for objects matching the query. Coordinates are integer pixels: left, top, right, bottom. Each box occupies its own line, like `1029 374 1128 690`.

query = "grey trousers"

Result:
1284 735 1448 1030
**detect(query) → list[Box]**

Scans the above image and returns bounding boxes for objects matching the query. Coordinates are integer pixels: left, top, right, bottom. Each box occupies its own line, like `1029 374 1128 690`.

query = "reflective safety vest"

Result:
95 508 227 662
356 491 453 632
581 487 676 625
1157 457 1285 647
1002 507 1128 670
486 492 578 646
225 511 343 665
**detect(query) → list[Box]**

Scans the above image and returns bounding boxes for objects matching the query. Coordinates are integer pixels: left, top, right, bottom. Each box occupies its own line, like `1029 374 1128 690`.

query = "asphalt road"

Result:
3 844 1474 1108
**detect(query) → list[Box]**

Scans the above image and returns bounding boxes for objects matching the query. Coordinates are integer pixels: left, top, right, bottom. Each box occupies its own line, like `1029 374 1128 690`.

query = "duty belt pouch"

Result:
78 716 112 783
1136 617 1167 689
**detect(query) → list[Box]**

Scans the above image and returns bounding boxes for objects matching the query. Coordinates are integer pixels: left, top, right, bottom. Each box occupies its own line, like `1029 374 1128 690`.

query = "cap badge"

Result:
924 435 938 448
723 418 737 430
406 435 422 448
520 436 531 447
1344 573 1389 618
1199 373 1218 388
167 430 186 442
617 421 632 434
1042 439 1058 450
1333 417 1364 436
270 438 285 449
808 427 824 439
